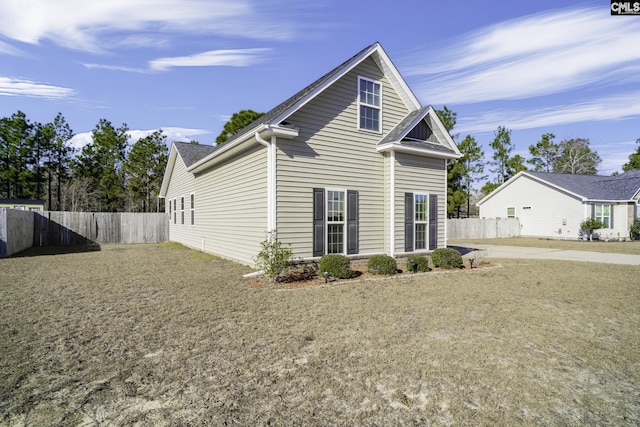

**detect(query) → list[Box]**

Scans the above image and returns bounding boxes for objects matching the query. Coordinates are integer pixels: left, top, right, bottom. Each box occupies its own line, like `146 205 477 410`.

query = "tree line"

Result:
0 111 168 212
436 106 640 218
2 108 639 215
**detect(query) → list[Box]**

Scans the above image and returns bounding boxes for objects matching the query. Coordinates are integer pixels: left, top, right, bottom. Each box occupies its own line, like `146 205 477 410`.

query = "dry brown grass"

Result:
1 243 639 426
451 237 640 255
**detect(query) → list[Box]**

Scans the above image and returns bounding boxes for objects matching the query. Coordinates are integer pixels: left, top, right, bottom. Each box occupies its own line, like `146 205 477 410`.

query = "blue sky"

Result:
1 0 639 180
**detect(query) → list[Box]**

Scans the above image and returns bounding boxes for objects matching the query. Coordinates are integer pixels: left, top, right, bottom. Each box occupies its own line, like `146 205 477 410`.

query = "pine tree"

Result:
124 130 168 212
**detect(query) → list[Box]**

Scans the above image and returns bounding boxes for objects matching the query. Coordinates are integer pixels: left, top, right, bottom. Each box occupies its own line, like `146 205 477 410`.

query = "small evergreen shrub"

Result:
431 248 463 269
580 218 604 241
630 219 640 240
319 254 352 279
367 255 397 275
405 255 430 272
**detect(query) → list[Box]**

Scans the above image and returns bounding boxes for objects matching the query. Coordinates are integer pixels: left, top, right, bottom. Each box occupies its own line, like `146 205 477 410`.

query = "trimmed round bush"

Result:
431 248 463 269
319 254 352 279
405 255 430 272
367 255 397 275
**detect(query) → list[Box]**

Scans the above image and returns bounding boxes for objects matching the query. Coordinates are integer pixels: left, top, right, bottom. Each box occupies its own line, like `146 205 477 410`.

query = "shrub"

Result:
367 255 397 275
253 231 292 282
630 219 640 240
431 248 463 269
580 218 604 241
405 255 430 272
319 254 352 279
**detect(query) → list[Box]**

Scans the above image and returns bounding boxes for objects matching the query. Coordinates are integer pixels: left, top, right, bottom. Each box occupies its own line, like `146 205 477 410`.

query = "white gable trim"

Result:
159 144 181 198
270 43 421 126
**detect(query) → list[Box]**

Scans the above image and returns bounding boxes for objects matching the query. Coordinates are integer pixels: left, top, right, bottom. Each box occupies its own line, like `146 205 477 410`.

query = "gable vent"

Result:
405 121 432 141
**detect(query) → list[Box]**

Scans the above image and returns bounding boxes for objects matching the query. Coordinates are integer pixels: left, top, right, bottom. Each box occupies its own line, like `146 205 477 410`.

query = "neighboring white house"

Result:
159 42 462 265
477 170 640 240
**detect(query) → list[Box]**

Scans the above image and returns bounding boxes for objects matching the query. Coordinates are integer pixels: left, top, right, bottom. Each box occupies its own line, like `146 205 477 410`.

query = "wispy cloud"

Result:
83 48 271 73
69 127 211 151
0 76 76 99
408 7 640 104
458 91 640 134
0 0 295 53
149 48 271 71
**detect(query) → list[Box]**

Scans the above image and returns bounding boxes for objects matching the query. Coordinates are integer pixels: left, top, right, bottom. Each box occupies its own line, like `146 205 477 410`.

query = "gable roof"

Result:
478 170 640 205
188 42 445 174
174 141 217 167
377 105 461 159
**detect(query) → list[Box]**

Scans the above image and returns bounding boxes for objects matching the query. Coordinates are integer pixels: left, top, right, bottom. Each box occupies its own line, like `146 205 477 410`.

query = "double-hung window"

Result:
180 196 185 225
595 204 611 228
313 188 358 256
326 190 346 254
415 194 428 250
190 193 195 226
507 207 516 218
173 198 177 224
358 77 381 132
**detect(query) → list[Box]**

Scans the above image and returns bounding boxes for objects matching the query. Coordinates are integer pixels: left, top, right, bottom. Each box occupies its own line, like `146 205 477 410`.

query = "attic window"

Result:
358 77 381 132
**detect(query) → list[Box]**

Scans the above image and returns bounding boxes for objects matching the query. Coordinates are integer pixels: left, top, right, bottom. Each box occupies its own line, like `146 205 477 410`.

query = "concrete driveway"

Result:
451 245 640 266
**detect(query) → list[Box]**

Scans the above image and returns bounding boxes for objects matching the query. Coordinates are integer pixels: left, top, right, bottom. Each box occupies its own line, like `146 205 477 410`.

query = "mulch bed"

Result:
247 259 493 289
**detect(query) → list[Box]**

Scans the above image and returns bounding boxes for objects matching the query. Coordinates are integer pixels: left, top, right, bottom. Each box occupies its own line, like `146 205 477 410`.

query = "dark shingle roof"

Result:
174 142 217 167
528 170 640 200
0 198 45 205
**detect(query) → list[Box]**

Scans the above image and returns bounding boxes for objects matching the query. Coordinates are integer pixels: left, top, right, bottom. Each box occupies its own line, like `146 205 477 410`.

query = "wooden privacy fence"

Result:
1 210 168 257
447 218 521 240
34 211 169 246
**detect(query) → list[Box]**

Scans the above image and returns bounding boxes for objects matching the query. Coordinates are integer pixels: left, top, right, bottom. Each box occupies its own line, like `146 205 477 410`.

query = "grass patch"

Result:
1 244 638 425
451 237 640 255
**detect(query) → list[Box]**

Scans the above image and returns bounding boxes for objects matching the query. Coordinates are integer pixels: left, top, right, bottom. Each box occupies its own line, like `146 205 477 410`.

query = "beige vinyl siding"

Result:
165 153 195 242
276 58 410 257
394 152 447 252
166 145 268 265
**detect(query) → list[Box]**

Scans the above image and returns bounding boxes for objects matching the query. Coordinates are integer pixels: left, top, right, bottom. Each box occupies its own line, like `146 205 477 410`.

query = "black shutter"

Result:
347 190 358 254
404 192 414 252
313 188 325 257
609 205 614 228
429 194 438 250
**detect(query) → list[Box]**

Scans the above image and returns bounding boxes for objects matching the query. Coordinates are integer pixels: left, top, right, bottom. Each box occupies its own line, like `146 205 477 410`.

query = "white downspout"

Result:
255 132 275 232
444 159 448 248
390 150 396 257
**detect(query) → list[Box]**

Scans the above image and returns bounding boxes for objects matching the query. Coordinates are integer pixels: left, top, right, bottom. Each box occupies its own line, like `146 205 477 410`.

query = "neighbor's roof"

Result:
478 169 640 205
0 198 45 204
528 170 640 200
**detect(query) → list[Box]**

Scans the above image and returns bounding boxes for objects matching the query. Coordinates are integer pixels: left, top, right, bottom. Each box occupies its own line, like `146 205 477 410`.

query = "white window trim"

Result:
180 195 185 225
173 198 177 224
190 192 195 226
507 206 516 218
595 203 611 229
414 193 429 251
357 76 382 134
326 188 347 255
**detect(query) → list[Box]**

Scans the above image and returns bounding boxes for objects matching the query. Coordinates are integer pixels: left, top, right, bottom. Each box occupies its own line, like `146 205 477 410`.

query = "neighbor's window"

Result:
507 207 516 218
29 207 40 212
180 196 185 225
595 204 610 228
190 193 195 226
327 190 346 254
415 194 428 250
13 205 25 210
358 77 381 132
